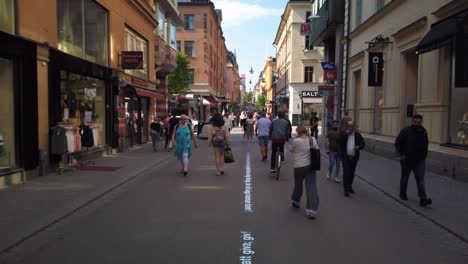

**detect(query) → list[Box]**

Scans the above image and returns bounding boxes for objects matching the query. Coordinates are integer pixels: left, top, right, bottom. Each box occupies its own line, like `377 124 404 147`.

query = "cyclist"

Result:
270 110 292 173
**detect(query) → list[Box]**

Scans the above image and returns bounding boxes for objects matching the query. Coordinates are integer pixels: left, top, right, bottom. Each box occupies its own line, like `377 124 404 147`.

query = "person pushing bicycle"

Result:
270 110 292 173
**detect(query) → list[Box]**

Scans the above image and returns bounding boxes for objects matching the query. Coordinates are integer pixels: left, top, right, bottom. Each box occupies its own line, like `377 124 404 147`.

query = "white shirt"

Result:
290 137 320 168
347 132 356 157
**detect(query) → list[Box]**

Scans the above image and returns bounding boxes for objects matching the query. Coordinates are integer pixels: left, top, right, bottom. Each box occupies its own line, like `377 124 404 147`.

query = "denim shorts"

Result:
212 140 226 149
258 136 270 146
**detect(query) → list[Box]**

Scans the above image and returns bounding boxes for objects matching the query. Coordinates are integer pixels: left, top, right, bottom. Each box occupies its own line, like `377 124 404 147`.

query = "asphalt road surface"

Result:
2 130 468 264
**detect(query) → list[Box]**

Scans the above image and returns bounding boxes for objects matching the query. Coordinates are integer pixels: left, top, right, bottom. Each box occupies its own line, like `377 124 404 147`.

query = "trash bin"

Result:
38 149 48 176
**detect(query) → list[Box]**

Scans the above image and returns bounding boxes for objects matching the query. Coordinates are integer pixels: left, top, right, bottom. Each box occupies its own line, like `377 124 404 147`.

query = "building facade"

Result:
343 0 468 180
176 0 228 120
226 51 240 105
274 0 324 125
0 0 174 186
261 56 277 113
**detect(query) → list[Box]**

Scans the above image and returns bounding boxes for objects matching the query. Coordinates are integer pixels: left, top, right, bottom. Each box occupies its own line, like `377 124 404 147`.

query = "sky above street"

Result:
211 0 286 92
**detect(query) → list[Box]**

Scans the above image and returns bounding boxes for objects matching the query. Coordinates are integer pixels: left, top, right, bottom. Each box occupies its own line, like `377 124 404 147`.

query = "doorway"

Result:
404 52 419 126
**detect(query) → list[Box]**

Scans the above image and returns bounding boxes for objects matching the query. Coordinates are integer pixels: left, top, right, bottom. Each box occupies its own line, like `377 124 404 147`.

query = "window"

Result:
305 35 313 50
156 5 165 39
188 69 195 84
306 11 312 23
169 21 177 49
304 66 314 83
57 0 108 66
124 27 148 79
177 41 181 52
184 15 194 30
376 0 385 10
0 0 15 34
184 41 195 57
356 0 363 26
0 58 15 168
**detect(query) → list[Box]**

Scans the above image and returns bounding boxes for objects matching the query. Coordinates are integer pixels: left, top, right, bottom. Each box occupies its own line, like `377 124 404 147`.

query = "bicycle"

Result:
273 149 283 180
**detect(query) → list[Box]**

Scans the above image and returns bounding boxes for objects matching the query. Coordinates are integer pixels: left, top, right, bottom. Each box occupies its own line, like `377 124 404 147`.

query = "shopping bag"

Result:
224 145 235 163
309 137 321 171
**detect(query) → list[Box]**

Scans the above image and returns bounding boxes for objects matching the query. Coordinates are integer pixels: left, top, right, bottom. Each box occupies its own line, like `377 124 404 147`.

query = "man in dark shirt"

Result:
150 117 163 152
326 120 341 183
168 115 179 151
310 112 320 139
395 114 432 207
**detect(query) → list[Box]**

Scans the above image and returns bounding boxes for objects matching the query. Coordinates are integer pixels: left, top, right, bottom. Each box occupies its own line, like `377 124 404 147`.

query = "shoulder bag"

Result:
309 137 321 171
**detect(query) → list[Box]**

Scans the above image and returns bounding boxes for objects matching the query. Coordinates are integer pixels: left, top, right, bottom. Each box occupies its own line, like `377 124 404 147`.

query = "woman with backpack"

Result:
208 113 230 176
171 114 197 176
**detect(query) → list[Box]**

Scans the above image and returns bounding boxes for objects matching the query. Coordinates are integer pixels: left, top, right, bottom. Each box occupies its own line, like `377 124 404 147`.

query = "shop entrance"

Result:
404 51 419 127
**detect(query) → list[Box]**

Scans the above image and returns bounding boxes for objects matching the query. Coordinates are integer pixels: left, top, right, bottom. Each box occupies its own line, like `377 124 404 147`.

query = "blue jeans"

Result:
328 151 341 177
400 159 427 199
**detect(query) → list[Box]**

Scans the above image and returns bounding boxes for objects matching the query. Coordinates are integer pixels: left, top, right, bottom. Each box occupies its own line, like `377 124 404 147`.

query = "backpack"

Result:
213 127 226 142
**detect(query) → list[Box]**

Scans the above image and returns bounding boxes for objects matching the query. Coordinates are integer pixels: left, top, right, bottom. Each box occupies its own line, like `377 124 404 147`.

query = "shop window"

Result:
0 0 15 34
184 41 195 57
185 14 194 30
124 27 148 80
188 69 195 84
0 58 15 169
57 0 108 66
156 5 165 39
59 71 106 148
304 66 314 83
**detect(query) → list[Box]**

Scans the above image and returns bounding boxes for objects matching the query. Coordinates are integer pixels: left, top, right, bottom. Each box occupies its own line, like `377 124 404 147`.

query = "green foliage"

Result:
245 91 253 104
168 52 192 95
256 94 266 110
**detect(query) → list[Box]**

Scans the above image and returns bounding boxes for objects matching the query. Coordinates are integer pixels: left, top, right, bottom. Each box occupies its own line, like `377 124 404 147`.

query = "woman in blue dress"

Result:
171 114 197 176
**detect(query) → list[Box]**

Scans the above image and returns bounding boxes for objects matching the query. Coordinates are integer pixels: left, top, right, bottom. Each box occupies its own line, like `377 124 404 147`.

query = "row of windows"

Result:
355 0 387 28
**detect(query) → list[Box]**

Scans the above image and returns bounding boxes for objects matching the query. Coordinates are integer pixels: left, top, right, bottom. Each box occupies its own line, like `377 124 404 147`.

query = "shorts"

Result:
258 136 270 146
212 140 226 149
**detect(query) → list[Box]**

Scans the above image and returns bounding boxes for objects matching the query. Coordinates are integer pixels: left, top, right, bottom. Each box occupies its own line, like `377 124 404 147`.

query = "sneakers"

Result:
281 159 286 164
270 169 276 173
420 198 432 207
292 201 300 208
334 177 341 183
305 210 317 219
326 172 331 179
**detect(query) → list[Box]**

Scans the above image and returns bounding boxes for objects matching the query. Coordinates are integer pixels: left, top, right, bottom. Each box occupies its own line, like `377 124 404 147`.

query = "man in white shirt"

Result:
338 121 365 197
223 113 232 133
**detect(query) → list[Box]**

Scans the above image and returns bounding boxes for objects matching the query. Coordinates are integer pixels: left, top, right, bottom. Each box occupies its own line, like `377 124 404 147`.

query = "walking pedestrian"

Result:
150 117 163 152
223 113 232 133
255 112 271 160
290 125 320 219
171 114 197 176
163 113 172 150
270 110 291 171
326 120 341 182
310 112 320 139
338 111 352 134
395 114 432 207
337 121 365 197
245 113 255 143
168 114 179 151
208 113 230 176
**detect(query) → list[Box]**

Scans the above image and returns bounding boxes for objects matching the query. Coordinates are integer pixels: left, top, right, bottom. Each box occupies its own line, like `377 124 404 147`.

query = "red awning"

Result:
203 96 218 105
135 88 164 99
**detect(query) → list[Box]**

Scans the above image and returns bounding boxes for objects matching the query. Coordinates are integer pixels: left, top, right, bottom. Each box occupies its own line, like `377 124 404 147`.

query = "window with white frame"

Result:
184 41 195 57
304 66 314 83
356 0 363 27
124 27 148 79
184 14 194 30
156 5 165 39
169 21 177 49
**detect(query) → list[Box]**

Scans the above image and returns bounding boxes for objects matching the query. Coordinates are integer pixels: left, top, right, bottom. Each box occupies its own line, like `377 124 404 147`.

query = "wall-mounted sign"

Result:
301 91 320 97
300 22 312 36
122 51 144 69
318 85 335 91
368 52 384 86
320 62 336 70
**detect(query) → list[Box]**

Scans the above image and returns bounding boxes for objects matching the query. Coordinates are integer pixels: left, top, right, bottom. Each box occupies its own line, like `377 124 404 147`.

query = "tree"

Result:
168 52 192 95
245 91 253 104
256 94 266 110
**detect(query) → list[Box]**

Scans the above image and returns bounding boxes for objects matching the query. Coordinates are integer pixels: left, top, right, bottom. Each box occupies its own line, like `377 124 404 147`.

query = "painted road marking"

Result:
243 152 253 212
240 231 255 263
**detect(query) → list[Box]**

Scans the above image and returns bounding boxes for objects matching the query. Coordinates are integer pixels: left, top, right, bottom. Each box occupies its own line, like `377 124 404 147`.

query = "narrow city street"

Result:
1 129 467 264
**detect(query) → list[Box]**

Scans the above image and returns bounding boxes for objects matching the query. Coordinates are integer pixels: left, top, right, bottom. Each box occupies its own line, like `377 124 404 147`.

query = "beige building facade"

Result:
344 0 468 179
274 0 324 125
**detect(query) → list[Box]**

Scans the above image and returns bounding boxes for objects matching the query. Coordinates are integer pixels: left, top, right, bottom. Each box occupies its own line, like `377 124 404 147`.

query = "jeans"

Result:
342 156 358 192
271 142 285 169
328 151 341 178
165 133 171 149
151 132 160 151
310 128 318 139
291 166 319 211
400 159 427 199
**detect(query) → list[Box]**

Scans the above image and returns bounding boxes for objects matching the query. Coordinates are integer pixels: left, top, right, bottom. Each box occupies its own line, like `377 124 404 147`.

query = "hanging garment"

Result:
74 127 82 152
50 126 68 155
65 129 75 153
79 125 94 148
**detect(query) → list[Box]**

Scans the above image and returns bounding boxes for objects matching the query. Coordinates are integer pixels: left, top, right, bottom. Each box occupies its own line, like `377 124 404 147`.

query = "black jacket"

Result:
337 131 365 160
395 125 429 161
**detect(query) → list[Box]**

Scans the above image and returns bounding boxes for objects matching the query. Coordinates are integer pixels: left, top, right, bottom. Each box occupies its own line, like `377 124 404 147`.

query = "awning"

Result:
135 87 164 99
303 97 322 104
203 96 218 105
416 10 468 54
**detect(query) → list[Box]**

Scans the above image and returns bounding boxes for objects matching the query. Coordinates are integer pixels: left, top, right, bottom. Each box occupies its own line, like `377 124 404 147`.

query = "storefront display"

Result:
0 57 15 169
58 70 106 151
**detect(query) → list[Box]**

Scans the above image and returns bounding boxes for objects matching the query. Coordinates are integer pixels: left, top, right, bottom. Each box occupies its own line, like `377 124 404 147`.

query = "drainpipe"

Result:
343 0 352 113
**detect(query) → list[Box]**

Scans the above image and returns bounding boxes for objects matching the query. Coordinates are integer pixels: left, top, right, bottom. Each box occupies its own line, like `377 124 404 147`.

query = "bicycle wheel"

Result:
275 152 282 180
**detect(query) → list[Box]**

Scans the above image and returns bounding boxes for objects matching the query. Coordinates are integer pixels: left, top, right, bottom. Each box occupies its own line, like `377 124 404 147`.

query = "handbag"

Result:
224 144 235 163
309 137 321 171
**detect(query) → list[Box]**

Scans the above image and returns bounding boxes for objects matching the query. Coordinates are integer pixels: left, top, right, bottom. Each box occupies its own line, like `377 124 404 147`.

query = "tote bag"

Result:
309 137 321 171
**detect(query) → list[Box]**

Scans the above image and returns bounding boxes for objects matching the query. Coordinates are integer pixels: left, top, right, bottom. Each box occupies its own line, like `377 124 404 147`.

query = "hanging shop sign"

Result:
321 62 337 81
368 52 384 86
121 51 144 69
301 91 320 97
300 22 312 36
